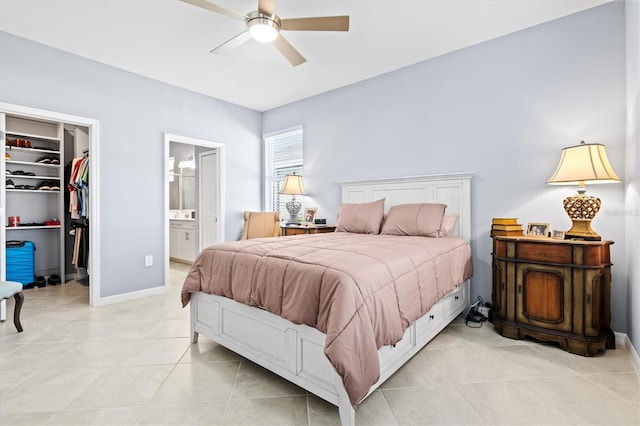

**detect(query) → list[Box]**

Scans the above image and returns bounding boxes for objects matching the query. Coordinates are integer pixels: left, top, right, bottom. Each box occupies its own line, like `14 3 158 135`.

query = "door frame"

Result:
0 102 101 306
164 133 224 286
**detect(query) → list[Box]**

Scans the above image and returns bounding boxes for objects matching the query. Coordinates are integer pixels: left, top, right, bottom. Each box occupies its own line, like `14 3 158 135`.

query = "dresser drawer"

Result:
518 242 572 264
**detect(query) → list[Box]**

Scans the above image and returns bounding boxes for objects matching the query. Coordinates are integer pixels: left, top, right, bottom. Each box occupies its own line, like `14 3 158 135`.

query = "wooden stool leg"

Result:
13 292 23 332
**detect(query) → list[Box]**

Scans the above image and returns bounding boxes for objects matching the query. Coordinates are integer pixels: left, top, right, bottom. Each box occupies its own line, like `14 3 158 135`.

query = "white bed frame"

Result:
190 172 473 425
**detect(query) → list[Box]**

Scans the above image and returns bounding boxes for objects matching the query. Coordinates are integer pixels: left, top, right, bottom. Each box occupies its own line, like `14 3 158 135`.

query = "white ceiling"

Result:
0 0 610 112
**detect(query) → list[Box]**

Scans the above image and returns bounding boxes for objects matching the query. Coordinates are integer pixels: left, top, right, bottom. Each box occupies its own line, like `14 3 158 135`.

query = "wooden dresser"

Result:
491 236 615 356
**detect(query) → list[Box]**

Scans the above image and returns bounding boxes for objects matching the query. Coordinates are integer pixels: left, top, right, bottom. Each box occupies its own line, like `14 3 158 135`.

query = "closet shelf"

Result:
6 131 61 143
6 225 61 230
6 160 61 168
5 146 61 155
5 175 61 181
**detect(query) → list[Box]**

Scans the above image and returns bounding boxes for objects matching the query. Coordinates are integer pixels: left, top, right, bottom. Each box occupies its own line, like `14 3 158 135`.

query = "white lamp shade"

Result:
547 141 621 185
280 174 305 195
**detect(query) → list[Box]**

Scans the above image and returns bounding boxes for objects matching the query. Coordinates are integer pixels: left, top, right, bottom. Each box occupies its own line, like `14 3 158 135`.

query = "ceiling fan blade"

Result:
258 0 275 16
210 31 252 54
272 34 306 67
180 0 247 21
280 16 349 32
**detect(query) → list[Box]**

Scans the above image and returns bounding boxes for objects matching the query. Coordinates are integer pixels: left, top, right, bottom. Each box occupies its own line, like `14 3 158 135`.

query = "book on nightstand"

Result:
491 224 523 231
491 218 523 237
492 218 518 225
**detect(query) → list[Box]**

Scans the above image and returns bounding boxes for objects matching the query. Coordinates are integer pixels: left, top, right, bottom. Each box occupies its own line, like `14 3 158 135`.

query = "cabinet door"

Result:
515 263 572 332
182 229 196 262
583 268 611 337
492 259 507 321
169 227 180 258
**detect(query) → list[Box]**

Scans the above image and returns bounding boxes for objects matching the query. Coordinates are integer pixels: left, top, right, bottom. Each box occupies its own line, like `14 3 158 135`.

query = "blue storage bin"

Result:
6 240 35 287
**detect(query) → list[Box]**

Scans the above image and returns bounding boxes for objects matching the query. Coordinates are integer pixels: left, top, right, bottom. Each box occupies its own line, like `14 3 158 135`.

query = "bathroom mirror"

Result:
169 143 196 211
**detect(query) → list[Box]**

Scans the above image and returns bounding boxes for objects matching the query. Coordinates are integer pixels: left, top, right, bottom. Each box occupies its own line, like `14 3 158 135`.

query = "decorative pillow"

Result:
380 203 447 237
335 198 385 234
437 214 458 237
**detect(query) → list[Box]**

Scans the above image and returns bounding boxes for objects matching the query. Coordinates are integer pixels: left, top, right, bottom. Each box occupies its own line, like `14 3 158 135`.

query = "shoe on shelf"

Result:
5 179 15 189
35 156 51 164
37 181 51 190
49 181 60 191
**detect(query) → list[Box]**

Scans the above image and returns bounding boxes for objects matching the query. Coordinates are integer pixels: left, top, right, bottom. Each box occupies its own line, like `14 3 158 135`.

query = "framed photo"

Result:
304 207 318 225
552 230 566 240
527 222 550 237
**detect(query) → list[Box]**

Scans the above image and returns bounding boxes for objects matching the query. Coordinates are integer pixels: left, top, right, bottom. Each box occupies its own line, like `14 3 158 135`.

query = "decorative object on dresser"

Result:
526 222 549 237
546 140 621 240
491 218 523 237
280 172 305 224
304 207 317 224
491 235 615 356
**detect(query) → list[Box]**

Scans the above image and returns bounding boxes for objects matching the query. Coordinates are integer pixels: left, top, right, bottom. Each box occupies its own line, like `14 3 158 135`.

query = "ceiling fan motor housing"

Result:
246 10 280 42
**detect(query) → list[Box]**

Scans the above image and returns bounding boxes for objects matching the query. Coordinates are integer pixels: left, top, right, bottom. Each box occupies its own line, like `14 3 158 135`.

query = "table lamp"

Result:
547 141 621 240
280 173 305 224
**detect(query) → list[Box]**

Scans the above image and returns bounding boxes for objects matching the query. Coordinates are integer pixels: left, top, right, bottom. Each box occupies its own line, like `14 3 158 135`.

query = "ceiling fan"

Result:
180 0 349 66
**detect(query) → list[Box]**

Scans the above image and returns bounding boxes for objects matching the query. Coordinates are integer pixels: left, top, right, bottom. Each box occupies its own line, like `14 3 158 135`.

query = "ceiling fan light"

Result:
248 17 279 43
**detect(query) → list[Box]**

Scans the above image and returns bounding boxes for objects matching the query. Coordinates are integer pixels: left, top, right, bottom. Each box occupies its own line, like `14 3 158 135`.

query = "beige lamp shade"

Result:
546 141 621 241
280 173 306 195
547 141 621 186
280 173 305 224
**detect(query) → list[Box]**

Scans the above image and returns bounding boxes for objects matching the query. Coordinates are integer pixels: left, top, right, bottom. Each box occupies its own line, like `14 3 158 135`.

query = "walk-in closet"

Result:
1 111 90 290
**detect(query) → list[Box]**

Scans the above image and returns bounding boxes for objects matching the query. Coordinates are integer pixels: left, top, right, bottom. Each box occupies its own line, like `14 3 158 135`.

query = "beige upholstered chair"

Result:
241 211 281 239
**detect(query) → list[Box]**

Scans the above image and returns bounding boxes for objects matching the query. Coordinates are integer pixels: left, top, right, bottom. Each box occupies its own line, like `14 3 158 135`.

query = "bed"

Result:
181 173 473 425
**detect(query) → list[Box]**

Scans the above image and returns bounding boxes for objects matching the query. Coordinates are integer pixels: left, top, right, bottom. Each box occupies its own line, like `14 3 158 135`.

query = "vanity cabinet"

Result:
170 219 196 263
491 236 615 356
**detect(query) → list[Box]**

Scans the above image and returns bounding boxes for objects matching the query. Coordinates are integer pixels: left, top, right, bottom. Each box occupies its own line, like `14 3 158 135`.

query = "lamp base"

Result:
285 199 301 225
562 193 602 241
565 219 601 241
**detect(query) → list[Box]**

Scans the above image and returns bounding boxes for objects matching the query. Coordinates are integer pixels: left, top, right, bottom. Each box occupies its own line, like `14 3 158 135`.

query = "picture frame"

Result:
304 207 318 225
527 222 550 237
552 230 566 240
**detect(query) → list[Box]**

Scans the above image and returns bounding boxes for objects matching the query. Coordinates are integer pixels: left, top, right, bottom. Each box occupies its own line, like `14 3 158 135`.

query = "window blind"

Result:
264 127 303 217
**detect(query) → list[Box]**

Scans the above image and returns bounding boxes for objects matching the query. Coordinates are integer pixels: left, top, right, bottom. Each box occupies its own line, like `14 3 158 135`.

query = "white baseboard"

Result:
615 331 640 377
95 285 166 306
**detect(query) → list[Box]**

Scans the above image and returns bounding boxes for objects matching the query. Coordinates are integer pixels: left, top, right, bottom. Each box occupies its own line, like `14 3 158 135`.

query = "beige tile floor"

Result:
1 263 638 425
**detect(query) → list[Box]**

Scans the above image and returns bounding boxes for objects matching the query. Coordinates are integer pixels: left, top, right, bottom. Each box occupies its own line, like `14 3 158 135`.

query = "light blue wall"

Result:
263 3 629 333
625 0 640 355
0 32 263 298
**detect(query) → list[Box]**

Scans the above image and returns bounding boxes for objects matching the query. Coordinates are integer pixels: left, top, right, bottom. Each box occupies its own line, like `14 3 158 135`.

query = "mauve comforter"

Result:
181 232 473 405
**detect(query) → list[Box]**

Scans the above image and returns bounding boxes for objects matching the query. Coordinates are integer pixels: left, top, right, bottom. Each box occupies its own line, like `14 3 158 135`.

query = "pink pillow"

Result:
380 203 447 237
437 214 458 237
336 198 385 234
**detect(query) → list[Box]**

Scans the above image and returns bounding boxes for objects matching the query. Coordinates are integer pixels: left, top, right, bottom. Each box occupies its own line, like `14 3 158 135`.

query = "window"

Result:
264 127 303 218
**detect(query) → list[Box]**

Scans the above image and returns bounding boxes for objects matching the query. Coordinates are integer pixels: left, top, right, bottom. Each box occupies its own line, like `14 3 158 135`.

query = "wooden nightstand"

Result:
281 224 336 236
491 235 615 356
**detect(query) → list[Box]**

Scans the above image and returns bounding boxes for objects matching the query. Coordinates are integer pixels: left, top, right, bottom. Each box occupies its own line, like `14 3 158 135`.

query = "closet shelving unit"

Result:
2 114 65 283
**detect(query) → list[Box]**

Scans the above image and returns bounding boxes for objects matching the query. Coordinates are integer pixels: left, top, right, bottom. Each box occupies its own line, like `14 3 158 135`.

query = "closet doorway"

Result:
0 102 100 307
164 134 224 286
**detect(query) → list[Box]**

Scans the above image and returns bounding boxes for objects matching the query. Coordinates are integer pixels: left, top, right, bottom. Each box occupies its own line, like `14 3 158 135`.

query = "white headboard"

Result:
341 173 473 241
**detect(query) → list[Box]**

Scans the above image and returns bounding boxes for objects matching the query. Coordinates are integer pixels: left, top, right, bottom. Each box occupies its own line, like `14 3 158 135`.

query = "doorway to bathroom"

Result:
164 133 224 287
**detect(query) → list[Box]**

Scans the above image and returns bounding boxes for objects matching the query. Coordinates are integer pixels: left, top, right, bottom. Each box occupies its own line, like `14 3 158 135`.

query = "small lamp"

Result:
280 173 306 224
547 141 621 240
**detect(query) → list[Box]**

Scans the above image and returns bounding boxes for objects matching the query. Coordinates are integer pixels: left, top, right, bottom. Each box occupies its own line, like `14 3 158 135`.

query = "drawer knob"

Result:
429 314 434 320
454 295 459 300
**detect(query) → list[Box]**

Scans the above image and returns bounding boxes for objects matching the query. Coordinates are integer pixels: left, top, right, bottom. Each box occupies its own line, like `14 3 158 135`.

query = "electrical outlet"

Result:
144 255 153 267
